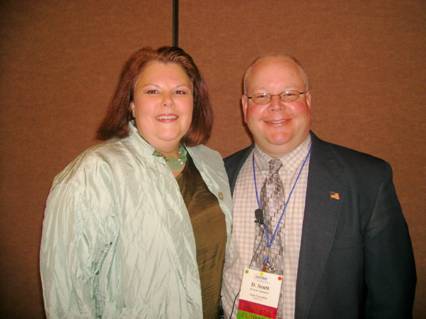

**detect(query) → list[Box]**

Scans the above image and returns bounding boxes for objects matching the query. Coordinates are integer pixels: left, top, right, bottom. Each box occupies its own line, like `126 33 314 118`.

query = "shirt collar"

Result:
254 134 312 174
128 121 155 155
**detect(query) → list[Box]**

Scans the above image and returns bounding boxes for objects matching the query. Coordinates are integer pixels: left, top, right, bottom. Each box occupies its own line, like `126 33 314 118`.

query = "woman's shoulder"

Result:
52 138 130 188
187 144 224 165
187 144 222 158
186 145 229 184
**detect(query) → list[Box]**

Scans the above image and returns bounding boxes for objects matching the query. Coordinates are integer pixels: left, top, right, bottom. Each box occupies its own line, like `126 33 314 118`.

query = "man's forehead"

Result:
248 60 302 84
244 56 307 91
251 56 298 74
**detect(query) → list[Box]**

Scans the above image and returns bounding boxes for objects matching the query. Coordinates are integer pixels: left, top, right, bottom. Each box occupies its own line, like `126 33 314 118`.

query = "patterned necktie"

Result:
253 158 285 274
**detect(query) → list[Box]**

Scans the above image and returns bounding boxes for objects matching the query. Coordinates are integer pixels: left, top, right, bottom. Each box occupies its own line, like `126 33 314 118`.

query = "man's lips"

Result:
263 118 290 126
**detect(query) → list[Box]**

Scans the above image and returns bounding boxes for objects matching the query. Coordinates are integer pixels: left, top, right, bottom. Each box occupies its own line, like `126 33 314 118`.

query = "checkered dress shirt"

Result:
222 135 311 319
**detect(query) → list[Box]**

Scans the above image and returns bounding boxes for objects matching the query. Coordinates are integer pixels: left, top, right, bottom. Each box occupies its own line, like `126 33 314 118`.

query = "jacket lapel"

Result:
295 134 345 319
225 145 254 195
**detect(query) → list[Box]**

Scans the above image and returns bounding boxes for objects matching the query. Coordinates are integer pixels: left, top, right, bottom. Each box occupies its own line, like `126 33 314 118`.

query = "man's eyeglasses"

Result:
246 90 307 105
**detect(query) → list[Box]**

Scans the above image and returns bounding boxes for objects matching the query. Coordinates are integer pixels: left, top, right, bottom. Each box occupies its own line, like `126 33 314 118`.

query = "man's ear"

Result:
241 95 249 123
305 91 312 109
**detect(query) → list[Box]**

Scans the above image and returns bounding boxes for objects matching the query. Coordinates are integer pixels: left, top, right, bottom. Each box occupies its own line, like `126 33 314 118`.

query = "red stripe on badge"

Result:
238 299 277 318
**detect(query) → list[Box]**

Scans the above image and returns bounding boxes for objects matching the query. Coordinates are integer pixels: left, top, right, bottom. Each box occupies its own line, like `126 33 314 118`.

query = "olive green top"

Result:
177 156 227 319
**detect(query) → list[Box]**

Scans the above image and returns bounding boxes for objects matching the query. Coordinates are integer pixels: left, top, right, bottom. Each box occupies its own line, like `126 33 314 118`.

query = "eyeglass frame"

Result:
246 89 308 105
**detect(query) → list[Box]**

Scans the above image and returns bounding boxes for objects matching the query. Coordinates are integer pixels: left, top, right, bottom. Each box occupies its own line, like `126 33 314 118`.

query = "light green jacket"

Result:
40 123 233 318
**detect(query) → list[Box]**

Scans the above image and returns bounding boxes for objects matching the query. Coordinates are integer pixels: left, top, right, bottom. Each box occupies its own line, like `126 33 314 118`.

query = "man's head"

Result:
242 55 312 158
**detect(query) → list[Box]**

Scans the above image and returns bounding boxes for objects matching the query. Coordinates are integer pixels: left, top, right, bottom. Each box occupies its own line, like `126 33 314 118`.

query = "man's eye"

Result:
283 93 296 97
255 93 269 99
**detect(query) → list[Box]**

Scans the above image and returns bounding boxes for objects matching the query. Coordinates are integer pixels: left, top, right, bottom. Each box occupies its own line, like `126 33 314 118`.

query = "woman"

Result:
40 46 232 318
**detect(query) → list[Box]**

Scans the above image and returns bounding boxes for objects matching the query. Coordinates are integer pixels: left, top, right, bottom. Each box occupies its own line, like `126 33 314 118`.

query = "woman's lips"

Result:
157 114 178 122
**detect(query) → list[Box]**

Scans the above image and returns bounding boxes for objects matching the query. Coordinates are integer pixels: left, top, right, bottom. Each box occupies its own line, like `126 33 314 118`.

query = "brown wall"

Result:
1 1 425 318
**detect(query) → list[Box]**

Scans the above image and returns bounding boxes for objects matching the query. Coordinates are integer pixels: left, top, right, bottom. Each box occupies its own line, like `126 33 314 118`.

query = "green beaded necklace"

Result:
153 144 188 172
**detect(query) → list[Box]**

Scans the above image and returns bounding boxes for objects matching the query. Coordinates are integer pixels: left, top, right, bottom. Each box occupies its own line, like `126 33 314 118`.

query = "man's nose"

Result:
269 95 284 110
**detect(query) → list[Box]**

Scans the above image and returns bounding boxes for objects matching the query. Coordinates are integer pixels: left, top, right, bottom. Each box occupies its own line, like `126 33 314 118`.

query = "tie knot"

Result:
268 159 282 175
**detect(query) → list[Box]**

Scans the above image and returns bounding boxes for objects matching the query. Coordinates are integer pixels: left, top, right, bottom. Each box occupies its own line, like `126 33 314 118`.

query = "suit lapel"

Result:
295 134 345 319
225 145 254 195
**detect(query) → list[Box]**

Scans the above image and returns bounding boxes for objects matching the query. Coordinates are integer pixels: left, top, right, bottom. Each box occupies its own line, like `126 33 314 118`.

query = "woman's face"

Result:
130 61 193 157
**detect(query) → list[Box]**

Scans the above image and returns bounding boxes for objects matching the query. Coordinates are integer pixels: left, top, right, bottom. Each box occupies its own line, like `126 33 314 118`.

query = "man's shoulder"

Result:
224 145 254 164
224 145 254 170
311 133 391 177
315 134 384 160
222 145 254 192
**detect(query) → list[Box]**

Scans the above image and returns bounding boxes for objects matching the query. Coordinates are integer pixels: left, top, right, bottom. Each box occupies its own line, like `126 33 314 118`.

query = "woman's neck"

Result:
153 144 188 176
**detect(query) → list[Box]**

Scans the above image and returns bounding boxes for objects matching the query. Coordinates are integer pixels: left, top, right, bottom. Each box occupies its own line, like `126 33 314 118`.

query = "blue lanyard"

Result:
252 144 312 248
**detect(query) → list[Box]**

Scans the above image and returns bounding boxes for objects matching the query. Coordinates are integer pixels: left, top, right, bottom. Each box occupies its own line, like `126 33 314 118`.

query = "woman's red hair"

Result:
97 46 212 146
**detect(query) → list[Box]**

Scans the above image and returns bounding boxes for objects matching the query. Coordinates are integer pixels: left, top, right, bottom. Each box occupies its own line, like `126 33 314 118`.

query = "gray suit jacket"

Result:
224 133 416 319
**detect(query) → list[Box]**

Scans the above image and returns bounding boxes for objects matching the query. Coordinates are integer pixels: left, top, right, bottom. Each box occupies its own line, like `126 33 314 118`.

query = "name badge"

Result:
237 267 283 319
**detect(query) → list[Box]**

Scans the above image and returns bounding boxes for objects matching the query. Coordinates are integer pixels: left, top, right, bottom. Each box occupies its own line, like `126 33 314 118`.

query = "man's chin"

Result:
255 139 297 157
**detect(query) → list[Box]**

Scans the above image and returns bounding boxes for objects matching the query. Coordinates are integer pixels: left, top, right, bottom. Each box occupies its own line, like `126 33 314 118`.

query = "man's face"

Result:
242 57 312 157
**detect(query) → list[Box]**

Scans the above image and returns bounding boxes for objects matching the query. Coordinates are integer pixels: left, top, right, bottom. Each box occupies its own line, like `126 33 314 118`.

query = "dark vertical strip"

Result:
172 0 179 46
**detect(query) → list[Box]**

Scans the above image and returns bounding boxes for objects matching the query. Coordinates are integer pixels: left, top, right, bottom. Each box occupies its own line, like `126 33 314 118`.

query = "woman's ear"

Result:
130 102 136 118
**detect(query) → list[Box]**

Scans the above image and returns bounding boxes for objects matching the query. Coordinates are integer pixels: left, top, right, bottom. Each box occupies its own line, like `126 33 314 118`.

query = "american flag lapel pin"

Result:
329 192 340 200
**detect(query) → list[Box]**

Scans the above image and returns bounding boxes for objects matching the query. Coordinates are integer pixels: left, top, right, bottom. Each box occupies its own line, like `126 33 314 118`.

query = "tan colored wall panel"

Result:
181 1 425 317
0 1 171 317
0 0 425 317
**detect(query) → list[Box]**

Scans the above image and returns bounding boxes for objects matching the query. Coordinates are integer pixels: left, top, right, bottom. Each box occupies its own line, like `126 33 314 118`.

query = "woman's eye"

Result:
175 89 189 95
145 89 160 95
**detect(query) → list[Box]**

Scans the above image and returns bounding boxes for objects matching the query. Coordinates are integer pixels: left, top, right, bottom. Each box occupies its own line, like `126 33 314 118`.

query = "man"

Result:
221 55 416 319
